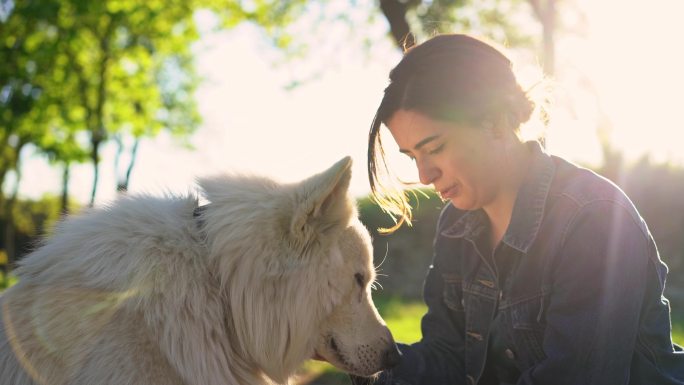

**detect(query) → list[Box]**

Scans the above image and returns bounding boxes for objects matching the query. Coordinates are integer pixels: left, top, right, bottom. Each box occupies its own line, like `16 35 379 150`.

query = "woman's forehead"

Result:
387 110 459 143
387 109 491 155
387 110 444 134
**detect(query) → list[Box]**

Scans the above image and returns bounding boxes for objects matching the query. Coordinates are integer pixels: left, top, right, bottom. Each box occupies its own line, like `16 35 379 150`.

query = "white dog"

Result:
0 157 399 385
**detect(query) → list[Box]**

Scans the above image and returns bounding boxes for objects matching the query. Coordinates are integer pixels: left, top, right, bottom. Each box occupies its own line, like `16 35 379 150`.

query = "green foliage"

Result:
9 195 61 237
0 269 19 290
359 188 446 299
0 194 69 244
0 194 70 287
0 0 310 200
595 156 684 298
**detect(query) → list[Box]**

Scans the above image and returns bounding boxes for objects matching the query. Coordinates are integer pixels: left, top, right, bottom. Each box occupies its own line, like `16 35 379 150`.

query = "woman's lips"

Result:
439 185 459 200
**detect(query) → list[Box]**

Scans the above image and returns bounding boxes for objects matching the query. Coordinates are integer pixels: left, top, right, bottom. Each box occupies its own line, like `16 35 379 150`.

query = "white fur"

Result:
0 157 396 385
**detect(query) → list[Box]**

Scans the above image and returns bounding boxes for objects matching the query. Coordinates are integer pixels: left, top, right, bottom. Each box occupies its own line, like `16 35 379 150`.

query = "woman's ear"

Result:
481 115 504 139
486 112 518 140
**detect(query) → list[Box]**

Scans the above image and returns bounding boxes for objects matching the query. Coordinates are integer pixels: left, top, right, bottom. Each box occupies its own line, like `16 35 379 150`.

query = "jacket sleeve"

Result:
518 200 651 385
354 206 467 385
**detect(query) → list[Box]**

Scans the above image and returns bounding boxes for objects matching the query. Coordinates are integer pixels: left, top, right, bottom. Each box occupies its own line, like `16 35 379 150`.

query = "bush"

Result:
358 189 445 299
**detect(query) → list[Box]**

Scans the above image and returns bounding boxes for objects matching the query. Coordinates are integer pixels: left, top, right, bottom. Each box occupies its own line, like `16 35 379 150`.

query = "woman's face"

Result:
385 109 507 211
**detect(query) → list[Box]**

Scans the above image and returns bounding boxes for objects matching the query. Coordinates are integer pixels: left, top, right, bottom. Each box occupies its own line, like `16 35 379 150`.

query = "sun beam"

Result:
550 0 684 166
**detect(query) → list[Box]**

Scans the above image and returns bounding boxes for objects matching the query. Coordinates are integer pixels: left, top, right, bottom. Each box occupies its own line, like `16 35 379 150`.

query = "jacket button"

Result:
466 331 484 341
505 348 516 360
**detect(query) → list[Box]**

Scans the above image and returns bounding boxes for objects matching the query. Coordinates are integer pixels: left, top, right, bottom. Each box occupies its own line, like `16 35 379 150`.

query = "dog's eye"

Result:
354 273 364 288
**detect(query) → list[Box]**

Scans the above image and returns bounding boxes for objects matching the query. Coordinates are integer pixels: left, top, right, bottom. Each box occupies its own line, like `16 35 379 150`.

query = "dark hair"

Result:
368 34 536 233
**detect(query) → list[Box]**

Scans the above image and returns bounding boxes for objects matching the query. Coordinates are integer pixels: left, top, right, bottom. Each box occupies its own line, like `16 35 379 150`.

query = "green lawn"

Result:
295 295 425 384
373 295 427 344
672 318 684 346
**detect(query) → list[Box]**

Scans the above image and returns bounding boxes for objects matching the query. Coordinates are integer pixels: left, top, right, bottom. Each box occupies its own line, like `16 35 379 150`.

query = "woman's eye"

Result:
428 143 445 155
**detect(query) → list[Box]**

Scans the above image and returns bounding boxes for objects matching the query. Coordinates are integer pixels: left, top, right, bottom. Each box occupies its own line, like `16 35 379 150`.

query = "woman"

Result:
356 34 684 384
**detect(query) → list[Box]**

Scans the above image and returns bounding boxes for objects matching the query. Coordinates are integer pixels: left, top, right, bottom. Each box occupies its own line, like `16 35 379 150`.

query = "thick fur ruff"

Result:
0 157 396 385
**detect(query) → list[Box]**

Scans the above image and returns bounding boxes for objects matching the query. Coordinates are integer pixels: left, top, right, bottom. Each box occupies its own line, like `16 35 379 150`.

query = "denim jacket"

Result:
368 142 684 385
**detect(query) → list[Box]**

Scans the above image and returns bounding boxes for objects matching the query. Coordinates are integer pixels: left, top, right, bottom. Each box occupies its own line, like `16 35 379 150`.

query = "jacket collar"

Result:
440 141 556 254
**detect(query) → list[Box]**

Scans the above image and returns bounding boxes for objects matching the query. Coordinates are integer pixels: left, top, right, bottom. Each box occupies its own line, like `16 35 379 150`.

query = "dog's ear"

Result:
291 156 354 239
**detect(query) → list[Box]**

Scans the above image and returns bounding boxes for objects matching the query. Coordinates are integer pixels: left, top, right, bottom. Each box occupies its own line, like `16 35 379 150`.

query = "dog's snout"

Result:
379 325 401 369
381 344 402 369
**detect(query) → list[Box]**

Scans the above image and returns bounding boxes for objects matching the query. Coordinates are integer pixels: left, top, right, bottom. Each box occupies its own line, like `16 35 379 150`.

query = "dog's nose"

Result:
381 344 402 369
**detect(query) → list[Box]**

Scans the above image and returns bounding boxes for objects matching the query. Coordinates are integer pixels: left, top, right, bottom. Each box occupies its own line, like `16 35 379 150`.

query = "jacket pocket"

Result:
442 273 465 312
510 295 547 363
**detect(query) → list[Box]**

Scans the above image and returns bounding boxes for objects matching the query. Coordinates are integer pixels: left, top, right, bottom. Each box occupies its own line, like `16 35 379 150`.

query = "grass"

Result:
374 295 427 344
671 313 684 346
295 295 425 384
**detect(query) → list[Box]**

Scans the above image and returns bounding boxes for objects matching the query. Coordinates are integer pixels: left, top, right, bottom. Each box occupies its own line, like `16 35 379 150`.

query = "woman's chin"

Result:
449 197 477 211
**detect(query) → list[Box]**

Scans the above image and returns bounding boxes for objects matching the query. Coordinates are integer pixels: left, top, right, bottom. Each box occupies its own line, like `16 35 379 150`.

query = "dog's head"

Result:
199 157 399 381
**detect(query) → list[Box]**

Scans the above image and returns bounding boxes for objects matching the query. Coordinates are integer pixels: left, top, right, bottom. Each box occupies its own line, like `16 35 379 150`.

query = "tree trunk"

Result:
118 138 140 192
528 0 556 76
61 162 70 215
88 14 116 207
542 0 556 76
379 0 416 50
0 166 7 211
64 13 120 207
0 128 18 212
527 0 557 149
89 139 101 207
2 140 26 273
4 164 22 273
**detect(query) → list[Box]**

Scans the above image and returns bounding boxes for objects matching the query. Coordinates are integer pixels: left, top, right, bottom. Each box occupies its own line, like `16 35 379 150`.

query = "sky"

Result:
18 0 684 205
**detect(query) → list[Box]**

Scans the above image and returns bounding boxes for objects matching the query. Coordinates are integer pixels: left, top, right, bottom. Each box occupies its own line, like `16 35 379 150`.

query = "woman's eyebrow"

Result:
399 134 442 154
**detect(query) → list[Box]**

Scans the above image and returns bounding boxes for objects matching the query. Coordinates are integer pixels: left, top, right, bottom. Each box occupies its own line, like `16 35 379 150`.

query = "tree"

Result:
528 0 556 75
375 0 562 80
45 1 205 206
0 0 309 265
378 0 536 50
2 0 311 202
0 0 65 266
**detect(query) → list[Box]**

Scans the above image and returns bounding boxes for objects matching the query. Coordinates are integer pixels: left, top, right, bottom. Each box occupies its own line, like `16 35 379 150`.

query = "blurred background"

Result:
1 0 684 383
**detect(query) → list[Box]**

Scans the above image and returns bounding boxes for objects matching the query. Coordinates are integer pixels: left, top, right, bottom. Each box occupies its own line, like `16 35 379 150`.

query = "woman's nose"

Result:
417 158 439 185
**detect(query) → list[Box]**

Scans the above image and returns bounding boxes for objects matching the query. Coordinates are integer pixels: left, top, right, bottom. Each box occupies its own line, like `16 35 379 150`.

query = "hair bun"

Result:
516 92 535 125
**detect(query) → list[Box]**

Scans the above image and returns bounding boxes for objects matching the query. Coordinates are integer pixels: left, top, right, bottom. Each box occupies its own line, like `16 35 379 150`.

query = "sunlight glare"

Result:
566 0 684 165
